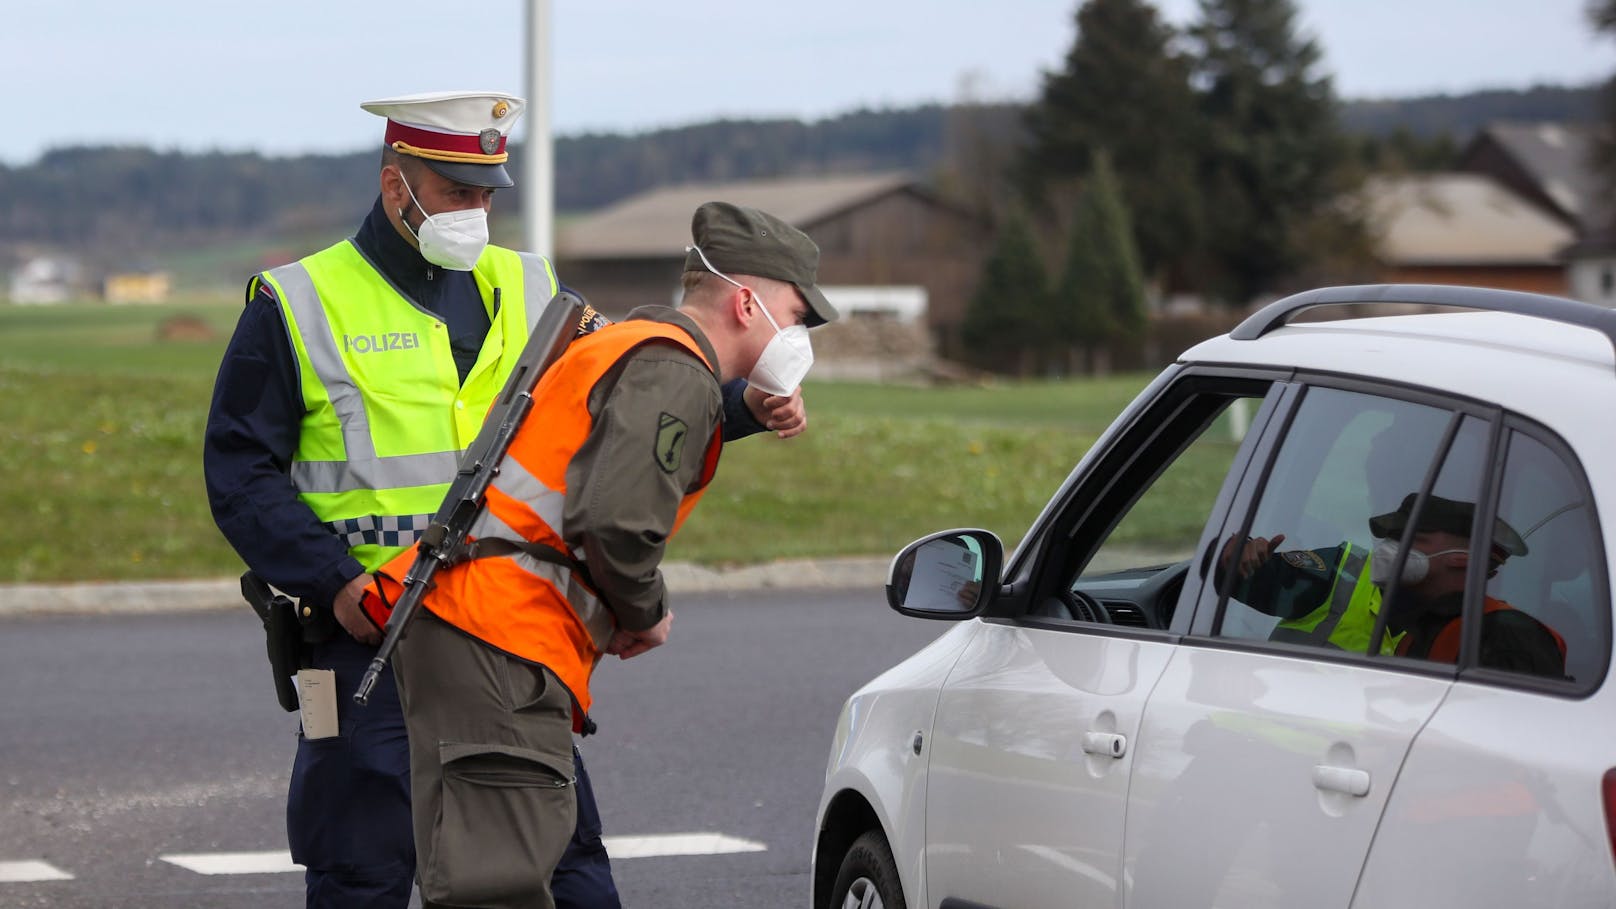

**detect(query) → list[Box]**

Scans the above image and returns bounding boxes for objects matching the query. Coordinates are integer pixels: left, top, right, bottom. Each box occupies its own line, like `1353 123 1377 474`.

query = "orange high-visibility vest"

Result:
373 319 723 716
1411 596 1568 664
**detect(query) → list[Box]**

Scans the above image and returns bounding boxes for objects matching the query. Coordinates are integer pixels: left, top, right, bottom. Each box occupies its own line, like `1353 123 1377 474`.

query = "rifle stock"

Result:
354 290 601 706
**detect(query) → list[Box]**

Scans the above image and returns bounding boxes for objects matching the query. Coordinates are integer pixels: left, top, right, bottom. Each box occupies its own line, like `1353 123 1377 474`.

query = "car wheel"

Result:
831 830 906 909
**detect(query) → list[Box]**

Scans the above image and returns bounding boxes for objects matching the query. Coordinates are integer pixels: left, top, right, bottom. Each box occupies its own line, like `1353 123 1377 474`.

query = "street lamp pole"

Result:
522 0 553 258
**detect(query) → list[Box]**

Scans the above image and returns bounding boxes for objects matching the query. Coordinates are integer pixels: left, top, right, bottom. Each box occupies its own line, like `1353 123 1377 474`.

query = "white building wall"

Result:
1568 257 1616 307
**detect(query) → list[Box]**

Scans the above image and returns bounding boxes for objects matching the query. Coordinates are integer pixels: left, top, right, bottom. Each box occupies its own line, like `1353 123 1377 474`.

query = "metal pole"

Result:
522 0 554 258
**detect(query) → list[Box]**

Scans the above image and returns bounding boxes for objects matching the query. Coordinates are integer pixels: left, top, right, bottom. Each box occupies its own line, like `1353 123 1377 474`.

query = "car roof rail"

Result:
1229 284 1616 361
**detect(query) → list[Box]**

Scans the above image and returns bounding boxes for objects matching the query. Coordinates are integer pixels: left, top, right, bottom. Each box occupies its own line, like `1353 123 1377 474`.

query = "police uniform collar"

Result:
355 196 469 309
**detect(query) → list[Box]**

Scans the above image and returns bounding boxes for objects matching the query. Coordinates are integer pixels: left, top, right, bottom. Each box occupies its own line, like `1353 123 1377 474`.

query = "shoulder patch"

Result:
654 412 689 474
1281 549 1328 572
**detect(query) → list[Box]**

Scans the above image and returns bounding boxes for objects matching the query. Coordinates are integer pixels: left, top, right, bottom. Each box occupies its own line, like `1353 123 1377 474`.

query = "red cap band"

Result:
384 120 505 158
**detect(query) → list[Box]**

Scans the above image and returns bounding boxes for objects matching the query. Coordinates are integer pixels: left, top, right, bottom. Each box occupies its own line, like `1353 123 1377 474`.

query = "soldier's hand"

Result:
606 610 673 660
334 574 383 646
745 384 807 439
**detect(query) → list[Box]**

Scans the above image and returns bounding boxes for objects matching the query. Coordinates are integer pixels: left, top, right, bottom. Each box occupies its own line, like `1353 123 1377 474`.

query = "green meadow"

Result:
0 300 1159 584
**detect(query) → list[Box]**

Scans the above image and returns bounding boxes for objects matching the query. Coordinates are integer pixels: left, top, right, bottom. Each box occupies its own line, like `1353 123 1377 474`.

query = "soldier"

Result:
363 201 838 908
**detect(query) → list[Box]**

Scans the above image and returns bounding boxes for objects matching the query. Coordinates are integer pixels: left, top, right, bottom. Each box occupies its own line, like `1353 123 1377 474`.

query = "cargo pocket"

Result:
500 653 572 720
420 742 577 907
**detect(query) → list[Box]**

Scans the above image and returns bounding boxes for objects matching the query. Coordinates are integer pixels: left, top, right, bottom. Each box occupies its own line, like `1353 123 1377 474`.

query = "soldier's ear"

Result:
725 284 756 326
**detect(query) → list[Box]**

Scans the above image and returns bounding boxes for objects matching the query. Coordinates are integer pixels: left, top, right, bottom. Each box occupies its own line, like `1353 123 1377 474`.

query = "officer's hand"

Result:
1237 534 1285 578
605 610 673 660
334 574 383 646
744 384 807 439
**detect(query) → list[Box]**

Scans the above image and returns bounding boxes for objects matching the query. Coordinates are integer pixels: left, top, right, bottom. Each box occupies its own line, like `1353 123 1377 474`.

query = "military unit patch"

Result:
655 412 688 474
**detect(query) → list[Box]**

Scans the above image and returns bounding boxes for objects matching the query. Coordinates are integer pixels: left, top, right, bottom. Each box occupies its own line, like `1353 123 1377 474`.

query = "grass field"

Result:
0 301 1158 584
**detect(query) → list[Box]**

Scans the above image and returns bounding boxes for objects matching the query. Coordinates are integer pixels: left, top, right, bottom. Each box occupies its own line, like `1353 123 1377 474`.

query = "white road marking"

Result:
144 833 767 878
0 860 74 883
601 833 768 859
159 850 303 875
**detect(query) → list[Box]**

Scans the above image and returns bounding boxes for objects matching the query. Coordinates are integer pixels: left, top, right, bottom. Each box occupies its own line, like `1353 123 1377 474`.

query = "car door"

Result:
1120 383 1496 908
1353 420 1616 907
921 371 1282 909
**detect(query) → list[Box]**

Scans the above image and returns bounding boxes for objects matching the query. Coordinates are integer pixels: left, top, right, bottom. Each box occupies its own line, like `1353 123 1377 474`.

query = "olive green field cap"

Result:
1370 493 1529 559
683 201 839 327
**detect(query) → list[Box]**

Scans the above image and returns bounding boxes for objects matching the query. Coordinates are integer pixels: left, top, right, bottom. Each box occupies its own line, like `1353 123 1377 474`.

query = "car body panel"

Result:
924 623 1176 908
1183 312 1613 445
816 620 980 907
1353 681 1616 907
1120 645 1450 908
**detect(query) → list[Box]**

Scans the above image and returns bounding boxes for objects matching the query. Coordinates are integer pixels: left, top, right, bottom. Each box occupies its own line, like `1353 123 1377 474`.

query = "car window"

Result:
1481 429 1606 685
1212 388 1492 661
1035 385 1273 631
1203 384 1602 688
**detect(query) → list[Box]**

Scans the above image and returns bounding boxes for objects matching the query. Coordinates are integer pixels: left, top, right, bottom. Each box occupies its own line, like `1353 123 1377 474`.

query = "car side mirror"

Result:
886 528 1003 619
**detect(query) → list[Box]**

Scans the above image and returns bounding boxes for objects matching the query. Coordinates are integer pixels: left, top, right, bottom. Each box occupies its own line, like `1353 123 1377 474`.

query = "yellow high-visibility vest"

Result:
1269 543 1404 655
256 240 558 570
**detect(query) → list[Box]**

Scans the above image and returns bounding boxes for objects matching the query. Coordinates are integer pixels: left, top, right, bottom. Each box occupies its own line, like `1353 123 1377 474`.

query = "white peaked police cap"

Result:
361 90 527 188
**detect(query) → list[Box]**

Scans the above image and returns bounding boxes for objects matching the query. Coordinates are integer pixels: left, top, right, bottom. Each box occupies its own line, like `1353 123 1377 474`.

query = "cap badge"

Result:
479 129 501 155
492 100 510 119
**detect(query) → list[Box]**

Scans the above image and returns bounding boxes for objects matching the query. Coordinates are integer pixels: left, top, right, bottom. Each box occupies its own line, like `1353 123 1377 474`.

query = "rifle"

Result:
353 289 603 706
240 570 303 712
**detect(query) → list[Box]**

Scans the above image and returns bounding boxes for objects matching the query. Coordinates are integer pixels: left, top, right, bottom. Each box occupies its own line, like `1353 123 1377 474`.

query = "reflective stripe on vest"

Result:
260 241 557 570
404 319 723 715
1269 544 1404 655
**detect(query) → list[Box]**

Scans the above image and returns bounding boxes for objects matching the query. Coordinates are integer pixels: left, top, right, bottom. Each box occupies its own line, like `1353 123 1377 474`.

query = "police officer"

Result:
203 92 809 908
363 201 839 909
1221 493 1565 674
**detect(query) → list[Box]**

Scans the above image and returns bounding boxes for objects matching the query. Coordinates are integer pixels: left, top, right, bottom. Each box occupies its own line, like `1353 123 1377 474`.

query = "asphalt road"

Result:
0 586 943 909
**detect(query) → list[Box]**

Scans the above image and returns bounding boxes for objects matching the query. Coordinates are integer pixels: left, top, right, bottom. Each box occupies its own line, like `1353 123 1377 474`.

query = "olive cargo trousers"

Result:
394 611 578 909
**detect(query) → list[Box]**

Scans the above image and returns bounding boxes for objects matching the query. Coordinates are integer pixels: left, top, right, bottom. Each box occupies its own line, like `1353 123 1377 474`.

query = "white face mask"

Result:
1370 538 1468 586
399 172 489 271
687 245 814 395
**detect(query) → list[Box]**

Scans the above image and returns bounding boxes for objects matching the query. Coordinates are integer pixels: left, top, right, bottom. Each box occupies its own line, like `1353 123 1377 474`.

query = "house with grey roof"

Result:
1460 122 1608 232
555 173 988 366
1460 122 1615 305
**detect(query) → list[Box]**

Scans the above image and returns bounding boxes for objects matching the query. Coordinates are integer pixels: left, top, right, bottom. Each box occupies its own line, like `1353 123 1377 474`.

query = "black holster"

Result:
240 571 307 712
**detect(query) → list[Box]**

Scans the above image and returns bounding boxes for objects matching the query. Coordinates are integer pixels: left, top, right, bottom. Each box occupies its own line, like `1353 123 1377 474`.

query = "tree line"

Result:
0 76 1597 271
953 0 1615 377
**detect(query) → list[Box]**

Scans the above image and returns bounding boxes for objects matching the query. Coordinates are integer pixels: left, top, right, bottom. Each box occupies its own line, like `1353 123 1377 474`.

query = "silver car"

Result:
814 285 1616 909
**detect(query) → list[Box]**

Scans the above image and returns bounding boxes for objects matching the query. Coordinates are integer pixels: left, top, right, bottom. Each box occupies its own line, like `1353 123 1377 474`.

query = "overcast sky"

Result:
2 0 1611 166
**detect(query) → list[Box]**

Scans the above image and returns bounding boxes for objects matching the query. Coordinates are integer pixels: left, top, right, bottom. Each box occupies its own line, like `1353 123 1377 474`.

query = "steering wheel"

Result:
1054 587 1111 624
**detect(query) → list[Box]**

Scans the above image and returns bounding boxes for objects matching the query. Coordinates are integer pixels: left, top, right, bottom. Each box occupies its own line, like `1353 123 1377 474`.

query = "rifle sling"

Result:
463 537 595 588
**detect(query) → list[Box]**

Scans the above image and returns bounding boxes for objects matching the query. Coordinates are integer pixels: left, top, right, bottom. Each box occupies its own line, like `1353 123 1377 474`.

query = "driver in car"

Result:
1218 493 1565 677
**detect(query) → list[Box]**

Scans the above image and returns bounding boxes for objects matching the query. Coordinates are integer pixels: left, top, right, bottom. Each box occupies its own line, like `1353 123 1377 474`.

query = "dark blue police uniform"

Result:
205 197 766 908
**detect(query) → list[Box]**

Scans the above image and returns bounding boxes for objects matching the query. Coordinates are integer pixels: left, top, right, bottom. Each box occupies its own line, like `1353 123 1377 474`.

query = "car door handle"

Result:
1082 732 1127 758
1312 764 1371 797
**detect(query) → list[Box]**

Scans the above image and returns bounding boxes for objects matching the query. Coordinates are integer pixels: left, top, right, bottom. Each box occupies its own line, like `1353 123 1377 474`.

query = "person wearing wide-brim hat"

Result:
204 93 815 909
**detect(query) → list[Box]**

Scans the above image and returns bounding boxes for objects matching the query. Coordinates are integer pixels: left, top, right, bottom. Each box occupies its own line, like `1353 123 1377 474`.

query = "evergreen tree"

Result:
961 208 1049 375
1021 0 1203 284
1054 153 1147 374
1187 0 1357 304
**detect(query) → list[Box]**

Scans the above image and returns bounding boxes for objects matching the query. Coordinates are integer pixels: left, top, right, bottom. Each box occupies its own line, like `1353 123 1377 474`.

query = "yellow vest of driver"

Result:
255 240 559 571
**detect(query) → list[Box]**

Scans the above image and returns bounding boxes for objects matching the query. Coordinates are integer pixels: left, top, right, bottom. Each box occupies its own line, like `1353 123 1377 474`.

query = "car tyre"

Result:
831 830 906 909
